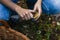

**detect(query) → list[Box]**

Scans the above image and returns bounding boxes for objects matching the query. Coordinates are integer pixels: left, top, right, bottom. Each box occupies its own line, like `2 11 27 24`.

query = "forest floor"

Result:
0 0 60 40
9 14 60 40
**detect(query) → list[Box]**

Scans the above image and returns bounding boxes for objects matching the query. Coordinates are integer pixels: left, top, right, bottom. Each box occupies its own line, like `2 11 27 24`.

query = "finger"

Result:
27 12 31 20
26 12 34 20
29 9 35 12
34 6 37 11
19 13 23 18
35 8 42 20
29 12 34 19
22 13 26 20
25 12 29 20
28 10 35 15
38 8 42 14
28 12 33 20
20 13 25 20
38 8 42 17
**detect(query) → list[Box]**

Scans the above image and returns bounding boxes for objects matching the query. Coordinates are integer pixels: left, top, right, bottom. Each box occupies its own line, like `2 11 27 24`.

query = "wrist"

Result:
38 0 41 1
37 0 42 6
15 5 22 11
37 0 42 3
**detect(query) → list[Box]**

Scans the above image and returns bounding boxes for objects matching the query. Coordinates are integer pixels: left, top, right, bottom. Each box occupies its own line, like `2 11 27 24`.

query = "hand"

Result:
15 6 34 20
34 0 42 20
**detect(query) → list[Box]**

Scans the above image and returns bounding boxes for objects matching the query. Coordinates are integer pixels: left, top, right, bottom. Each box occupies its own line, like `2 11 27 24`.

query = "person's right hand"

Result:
15 6 34 20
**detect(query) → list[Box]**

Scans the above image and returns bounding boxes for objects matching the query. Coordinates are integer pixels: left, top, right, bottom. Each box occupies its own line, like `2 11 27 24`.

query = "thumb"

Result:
38 8 42 15
34 6 37 12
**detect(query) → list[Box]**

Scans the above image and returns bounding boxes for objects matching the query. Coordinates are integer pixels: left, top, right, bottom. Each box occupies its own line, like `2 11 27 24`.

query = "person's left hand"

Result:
33 0 42 20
